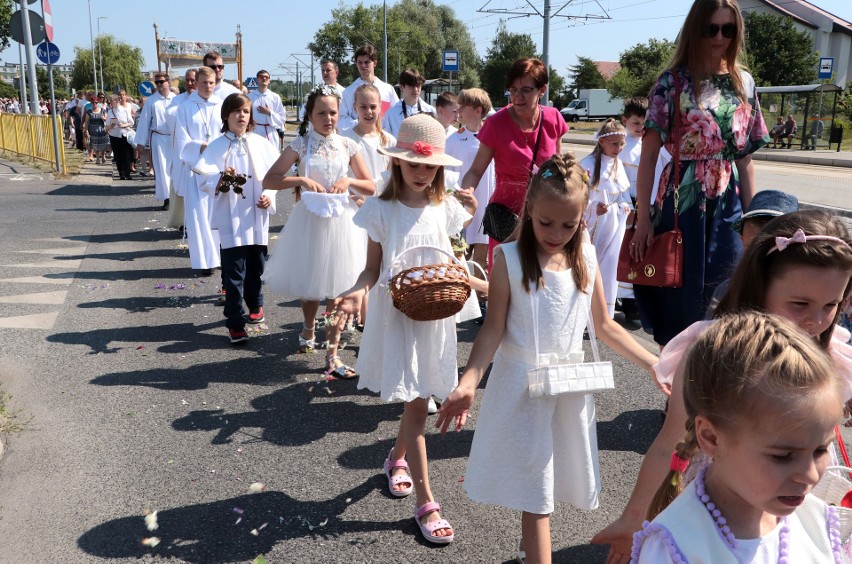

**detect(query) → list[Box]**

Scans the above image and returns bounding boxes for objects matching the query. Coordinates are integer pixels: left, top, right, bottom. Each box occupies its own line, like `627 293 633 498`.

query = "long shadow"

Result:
58 249 187 262
48 184 148 197
551 543 608 563
172 381 401 445
63 231 175 245
43 267 193 282
49 320 225 354
77 483 407 563
337 428 474 470
78 295 206 313
596 409 662 455
57 206 164 214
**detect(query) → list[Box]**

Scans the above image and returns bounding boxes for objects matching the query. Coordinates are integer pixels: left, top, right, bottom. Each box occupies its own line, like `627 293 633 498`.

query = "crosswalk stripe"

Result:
1 260 82 268
0 275 73 285
0 311 59 329
14 247 87 256
0 290 67 304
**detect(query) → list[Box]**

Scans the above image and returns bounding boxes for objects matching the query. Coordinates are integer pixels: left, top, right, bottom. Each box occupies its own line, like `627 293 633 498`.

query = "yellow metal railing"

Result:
0 113 66 175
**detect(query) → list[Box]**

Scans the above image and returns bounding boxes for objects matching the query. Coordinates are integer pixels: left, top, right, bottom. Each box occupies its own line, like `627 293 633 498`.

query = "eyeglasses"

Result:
258 75 270 80
701 23 736 39
154 79 168 85
507 86 538 98
208 64 226 71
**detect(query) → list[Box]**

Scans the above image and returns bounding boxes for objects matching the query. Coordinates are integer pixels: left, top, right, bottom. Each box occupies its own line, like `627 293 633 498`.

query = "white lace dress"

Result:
264 130 368 300
464 241 602 514
354 196 471 402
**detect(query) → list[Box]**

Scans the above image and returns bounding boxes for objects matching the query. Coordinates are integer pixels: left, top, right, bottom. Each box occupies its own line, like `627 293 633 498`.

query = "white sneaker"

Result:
427 397 438 415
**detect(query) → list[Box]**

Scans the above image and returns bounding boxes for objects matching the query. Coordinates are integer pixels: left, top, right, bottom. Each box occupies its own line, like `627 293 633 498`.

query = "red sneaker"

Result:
229 327 249 344
248 307 265 324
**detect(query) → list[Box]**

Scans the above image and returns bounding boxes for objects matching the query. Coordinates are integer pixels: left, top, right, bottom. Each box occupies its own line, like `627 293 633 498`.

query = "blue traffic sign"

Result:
36 41 60 65
442 50 459 72
245 77 258 91
818 57 834 80
138 81 155 97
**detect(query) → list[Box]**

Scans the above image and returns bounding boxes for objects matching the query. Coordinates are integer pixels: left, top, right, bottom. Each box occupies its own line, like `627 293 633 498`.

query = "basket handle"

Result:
824 466 852 474
466 260 488 281
385 245 464 278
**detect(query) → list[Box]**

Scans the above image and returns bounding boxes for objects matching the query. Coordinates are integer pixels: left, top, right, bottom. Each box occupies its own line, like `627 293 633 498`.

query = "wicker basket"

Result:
811 465 852 541
387 246 471 321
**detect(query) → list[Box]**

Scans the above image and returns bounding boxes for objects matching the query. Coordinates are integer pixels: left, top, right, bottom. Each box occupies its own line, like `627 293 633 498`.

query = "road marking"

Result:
2 260 82 268
14 246 87 256
0 275 73 285
0 311 59 329
0 290 67 304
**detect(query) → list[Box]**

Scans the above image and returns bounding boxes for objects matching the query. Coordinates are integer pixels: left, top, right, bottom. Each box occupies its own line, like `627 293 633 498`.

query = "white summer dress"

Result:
354 196 471 402
464 241 602 514
264 130 368 301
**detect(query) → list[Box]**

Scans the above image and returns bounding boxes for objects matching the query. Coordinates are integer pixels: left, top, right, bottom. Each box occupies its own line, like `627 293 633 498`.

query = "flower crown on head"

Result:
598 131 626 139
312 84 341 99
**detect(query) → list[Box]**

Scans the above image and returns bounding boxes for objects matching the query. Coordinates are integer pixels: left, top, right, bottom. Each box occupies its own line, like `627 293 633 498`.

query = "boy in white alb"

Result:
383 68 435 138
615 97 647 321
135 72 176 210
445 88 495 274
339 44 399 131
204 51 241 100
248 69 286 149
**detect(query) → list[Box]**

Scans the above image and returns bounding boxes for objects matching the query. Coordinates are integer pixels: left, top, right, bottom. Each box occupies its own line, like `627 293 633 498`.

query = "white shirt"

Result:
339 76 398 131
383 98 436 138
135 90 176 147
214 81 242 100
248 89 286 130
340 128 396 193
174 91 223 167
446 126 495 245
622 134 642 200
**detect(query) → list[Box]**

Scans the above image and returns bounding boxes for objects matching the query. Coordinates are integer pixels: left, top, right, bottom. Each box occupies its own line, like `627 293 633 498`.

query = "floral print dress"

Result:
634 68 769 346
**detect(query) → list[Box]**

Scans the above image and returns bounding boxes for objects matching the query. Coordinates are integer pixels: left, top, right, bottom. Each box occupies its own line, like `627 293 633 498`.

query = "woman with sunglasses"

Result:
460 57 568 272
591 1 769 559
625 0 769 349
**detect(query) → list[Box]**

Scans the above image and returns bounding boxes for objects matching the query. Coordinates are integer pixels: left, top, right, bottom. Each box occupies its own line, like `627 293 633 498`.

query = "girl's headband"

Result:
767 228 851 255
598 131 626 139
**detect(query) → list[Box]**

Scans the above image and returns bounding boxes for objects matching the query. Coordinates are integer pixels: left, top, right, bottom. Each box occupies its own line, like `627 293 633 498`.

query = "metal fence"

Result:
0 113 66 175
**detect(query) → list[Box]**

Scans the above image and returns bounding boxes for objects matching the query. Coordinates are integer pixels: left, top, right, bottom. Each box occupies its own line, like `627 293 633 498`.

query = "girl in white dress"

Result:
334 114 477 545
437 153 657 563
262 85 376 379
581 119 631 318
634 312 846 563
340 83 397 193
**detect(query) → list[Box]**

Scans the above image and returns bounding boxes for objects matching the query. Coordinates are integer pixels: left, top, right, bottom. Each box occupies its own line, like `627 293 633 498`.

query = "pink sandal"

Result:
414 501 454 544
383 448 413 498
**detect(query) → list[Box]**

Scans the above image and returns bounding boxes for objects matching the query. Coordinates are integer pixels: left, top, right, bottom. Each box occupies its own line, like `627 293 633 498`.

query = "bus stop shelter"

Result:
756 83 844 151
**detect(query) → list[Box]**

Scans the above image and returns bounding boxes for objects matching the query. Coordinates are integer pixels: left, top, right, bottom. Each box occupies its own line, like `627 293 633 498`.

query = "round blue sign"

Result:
138 81 155 97
36 41 60 65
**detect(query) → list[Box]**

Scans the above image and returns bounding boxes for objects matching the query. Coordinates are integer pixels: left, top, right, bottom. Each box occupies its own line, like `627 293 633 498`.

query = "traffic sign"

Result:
818 57 834 80
36 40 59 65
12 0 39 4
42 0 53 42
138 81 155 97
442 50 459 72
9 9 46 44
245 76 258 91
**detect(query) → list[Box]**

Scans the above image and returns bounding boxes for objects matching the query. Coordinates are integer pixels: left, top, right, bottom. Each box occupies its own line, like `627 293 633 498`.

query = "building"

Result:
594 61 621 81
740 0 852 86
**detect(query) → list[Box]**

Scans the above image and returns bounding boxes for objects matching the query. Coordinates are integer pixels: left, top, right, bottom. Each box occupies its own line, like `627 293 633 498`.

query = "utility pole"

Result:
20 4 41 113
383 0 388 83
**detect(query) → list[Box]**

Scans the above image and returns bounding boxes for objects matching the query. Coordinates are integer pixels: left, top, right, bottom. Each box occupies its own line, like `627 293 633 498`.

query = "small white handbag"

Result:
527 290 614 398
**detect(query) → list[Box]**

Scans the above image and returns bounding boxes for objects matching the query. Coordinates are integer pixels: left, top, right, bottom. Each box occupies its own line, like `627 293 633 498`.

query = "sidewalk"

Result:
562 132 852 168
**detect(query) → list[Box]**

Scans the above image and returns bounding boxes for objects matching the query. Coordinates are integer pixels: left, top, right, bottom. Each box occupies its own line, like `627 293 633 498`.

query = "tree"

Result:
549 66 573 108
607 38 675 99
480 20 537 103
36 66 69 100
309 0 480 88
568 56 606 93
744 12 817 86
0 0 12 53
70 34 144 93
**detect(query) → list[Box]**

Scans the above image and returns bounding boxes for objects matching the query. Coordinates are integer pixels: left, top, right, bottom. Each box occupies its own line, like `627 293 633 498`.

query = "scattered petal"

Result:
141 537 160 547
248 482 265 493
136 345 145 350
250 529 259 536
181 399 188 405
235 517 242 525
237 448 243 454
253 556 267 564
258 522 268 531
317 518 328 527
144 511 159 531
345 498 351 503
233 507 244 515
210 469 216 474
167 459 174 464
458 476 465 483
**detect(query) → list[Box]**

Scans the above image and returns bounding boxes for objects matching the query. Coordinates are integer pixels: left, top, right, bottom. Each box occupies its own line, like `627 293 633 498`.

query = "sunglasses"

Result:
208 64 226 70
154 79 168 85
702 23 736 39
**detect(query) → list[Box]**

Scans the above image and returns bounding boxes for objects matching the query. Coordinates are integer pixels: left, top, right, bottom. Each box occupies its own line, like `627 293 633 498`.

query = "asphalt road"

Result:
0 154 849 563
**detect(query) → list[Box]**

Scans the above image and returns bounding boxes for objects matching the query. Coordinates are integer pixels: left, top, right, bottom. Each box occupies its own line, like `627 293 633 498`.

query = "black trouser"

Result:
220 244 267 329
74 114 84 150
109 135 134 178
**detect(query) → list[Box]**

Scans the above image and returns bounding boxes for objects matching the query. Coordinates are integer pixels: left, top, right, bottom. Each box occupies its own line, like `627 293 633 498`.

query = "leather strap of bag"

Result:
671 71 682 230
529 109 544 177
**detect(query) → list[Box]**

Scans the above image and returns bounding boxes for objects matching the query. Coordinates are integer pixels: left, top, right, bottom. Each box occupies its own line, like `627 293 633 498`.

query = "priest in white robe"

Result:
248 70 286 149
135 72 176 209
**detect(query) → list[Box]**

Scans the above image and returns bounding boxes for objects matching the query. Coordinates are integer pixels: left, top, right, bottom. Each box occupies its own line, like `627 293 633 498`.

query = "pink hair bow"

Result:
412 141 433 156
773 229 808 252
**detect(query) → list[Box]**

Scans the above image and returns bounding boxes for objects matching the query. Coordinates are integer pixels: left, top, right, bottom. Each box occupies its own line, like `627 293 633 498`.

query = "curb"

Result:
0 436 4 463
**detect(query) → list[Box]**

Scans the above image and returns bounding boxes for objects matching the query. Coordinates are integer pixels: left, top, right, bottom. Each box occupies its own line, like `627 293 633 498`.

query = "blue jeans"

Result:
220 245 267 329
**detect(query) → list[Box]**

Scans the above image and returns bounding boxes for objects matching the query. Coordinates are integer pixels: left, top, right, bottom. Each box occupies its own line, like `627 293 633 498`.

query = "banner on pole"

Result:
158 39 238 68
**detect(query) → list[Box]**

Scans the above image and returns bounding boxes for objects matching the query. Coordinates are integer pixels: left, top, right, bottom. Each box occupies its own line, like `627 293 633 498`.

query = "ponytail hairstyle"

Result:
647 311 842 520
516 152 590 293
589 118 626 189
298 84 341 137
714 210 852 350
353 83 389 147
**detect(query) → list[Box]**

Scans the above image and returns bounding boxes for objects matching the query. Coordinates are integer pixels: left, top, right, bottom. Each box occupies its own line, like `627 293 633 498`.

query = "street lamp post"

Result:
97 17 107 94
87 0 99 95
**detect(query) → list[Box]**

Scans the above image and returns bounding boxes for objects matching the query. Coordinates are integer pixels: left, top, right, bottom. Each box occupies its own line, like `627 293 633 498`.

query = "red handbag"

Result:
617 72 684 288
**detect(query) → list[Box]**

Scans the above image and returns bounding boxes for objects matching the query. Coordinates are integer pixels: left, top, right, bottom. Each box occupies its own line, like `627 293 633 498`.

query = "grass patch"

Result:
0 385 27 434
0 144 84 178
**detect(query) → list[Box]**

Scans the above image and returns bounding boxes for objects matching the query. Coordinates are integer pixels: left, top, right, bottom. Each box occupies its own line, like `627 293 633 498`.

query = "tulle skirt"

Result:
263 199 367 301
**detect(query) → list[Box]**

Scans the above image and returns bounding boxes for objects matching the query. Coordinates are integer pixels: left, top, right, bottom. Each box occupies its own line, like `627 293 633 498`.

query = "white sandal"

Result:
298 325 316 353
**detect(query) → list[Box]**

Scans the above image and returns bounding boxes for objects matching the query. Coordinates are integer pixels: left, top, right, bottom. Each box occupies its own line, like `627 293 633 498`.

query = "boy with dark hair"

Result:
434 92 460 137
384 68 436 137
339 44 399 131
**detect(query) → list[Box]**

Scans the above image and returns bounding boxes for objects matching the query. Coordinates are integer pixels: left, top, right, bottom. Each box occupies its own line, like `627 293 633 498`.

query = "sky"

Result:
2 0 851 88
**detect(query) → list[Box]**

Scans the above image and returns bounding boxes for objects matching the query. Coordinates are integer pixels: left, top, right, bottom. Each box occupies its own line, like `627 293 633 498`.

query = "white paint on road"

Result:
3 260 82 269
0 311 59 329
0 290 68 304
14 246 87 256
0 275 73 285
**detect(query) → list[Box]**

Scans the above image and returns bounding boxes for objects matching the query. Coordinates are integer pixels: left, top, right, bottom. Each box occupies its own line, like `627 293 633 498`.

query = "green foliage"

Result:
607 38 675 99
36 66 69 100
568 56 606 92
71 34 144 94
838 82 852 121
0 0 12 53
268 79 313 106
549 66 573 108
480 20 537 103
0 81 17 99
308 0 480 88
744 12 817 86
